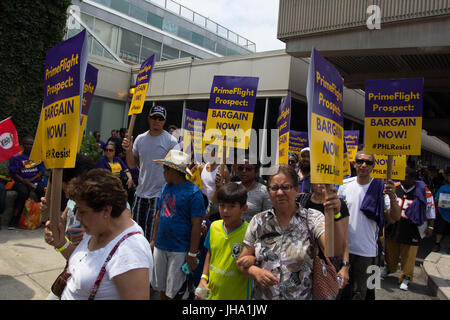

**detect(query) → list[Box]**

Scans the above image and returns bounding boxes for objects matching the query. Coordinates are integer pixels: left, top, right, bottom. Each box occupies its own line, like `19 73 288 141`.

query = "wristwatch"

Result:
342 261 350 268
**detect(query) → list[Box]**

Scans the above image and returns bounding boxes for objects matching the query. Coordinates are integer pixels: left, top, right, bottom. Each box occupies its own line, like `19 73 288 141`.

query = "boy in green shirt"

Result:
196 182 254 300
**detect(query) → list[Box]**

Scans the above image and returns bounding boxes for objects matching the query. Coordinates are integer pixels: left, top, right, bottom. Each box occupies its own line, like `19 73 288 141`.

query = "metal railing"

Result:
149 0 256 51
278 0 450 39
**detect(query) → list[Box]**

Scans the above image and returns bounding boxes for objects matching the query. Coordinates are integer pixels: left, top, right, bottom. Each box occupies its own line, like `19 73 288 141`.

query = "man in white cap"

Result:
122 105 178 242
150 150 206 300
298 147 312 193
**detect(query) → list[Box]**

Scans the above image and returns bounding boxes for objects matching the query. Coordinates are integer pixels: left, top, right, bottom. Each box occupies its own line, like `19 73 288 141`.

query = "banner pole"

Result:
324 184 335 257
386 155 394 181
128 114 136 137
40 180 51 223
49 169 63 241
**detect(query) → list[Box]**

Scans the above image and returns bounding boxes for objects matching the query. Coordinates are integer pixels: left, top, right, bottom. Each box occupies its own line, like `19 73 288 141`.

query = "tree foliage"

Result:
0 0 72 140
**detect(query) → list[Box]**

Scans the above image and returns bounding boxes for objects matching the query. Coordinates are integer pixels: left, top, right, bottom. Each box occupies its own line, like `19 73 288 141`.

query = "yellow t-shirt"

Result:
205 220 253 300
109 161 123 177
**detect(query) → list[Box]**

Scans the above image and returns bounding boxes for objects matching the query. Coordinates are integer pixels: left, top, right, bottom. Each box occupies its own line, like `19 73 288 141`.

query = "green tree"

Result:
0 0 72 140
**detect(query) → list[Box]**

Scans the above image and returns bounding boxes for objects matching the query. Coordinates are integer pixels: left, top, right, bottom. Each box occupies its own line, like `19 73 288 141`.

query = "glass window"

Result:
161 44 179 60
216 43 227 56
206 20 217 33
92 38 104 57
193 13 206 27
166 0 180 14
141 37 161 62
177 26 192 42
162 19 178 35
110 0 129 15
93 18 118 49
180 51 192 58
93 0 111 7
120 29 141 63
147 11 163 29
191 32 203 47
203 37 215 52
129 4 147 22
86 96 126 143
217 25 227 38
80 13 95 30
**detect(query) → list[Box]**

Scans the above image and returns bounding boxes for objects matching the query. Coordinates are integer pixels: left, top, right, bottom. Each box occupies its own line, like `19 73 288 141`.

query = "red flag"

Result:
0 118 22 162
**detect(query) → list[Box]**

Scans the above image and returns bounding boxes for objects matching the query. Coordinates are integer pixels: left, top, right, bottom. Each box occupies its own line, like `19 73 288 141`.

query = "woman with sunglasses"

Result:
237 165 346 300
97 142 135 206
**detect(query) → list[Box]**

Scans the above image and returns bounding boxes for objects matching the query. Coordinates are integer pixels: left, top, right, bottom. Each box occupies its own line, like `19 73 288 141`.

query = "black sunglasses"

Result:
355 159 374 166
150 115 165 121
268 185 294 192
105 148 114 152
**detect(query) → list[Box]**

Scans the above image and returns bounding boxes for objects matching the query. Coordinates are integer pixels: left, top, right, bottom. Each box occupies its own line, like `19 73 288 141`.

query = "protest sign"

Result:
0 118 22 162
127 55 155 136
342 140 351 177
30 29 88 168
30 29 88 240
344 130 360 163
277 93 291 165
204 76 258 153
371 154 406 181
77 63 98 152
307 48 344 185
128 55 155 116
183 109 207 164
364 78 423 155
306 48 344 257
289 130 308 160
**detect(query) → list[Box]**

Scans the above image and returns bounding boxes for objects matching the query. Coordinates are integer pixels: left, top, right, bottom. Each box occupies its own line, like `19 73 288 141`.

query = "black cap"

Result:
149 105 167 119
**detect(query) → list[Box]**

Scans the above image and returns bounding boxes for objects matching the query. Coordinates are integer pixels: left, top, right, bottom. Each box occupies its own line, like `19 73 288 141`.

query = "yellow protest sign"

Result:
371 154 406 181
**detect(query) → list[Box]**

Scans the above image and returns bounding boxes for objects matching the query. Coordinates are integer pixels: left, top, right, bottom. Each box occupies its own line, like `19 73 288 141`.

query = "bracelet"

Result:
201 274 209 281
428 226 434 230
188 251 198 257
55 237 71 252
334 212 342 220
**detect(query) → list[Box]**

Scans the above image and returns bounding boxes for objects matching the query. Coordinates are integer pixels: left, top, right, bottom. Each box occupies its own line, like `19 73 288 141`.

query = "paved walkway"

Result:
0 226 448 300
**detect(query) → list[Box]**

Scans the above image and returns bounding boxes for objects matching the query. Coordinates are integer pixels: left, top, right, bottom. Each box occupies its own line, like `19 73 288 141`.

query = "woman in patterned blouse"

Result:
237 165 346 300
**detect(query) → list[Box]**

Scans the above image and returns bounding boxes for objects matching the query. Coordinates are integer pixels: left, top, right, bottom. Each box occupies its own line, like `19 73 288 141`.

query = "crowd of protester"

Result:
1 105 449 300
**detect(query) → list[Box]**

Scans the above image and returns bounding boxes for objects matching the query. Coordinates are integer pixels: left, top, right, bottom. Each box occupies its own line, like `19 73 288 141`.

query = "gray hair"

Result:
355 150 375 162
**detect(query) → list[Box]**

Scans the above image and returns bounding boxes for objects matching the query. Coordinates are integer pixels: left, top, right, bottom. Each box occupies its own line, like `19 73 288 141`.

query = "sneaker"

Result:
399 278 409 291
431 243 441 252
381 268 390 278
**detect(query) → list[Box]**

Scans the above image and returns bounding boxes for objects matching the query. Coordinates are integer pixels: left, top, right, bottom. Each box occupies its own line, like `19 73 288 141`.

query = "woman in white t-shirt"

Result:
44 169 153 300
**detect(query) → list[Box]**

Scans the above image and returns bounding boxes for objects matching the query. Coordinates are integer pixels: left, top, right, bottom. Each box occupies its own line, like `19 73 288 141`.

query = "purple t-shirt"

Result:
8 153 46 184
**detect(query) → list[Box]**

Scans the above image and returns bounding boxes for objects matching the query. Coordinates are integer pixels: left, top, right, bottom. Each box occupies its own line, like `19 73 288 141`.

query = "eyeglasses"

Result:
288 160 297 165
355 159 374 166
150 115 165 121
237 165 254 172
268 184 294 192
105 149 114 152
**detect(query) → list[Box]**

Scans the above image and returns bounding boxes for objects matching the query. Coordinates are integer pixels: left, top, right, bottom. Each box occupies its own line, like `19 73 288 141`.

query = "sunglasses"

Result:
105 148 114 152
288 160 297 165
237 165 254 172
355 159 374 166
150 115 165 121
268 184 293 192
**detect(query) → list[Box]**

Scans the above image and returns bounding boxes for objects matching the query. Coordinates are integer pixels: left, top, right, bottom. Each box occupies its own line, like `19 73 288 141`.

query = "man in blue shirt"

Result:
432 168 450 254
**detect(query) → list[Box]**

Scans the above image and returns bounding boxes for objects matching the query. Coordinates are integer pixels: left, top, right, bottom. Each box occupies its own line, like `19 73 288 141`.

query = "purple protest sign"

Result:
128 54 155 115
205 75 259 149
183 109 207 163
81 64 98 116
365 78 423 155
306 48 344 185
277 93 291 164
31 29 88 168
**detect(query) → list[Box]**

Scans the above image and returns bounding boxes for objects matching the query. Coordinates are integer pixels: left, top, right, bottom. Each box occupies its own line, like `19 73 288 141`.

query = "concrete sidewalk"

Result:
0 225 448 300
0 226 65 300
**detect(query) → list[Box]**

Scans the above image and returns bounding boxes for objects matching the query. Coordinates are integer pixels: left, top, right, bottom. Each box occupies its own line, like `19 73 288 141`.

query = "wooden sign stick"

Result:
127 114 137 139
40 180 51 223
324 184 335 257
386 155 394 181
49 169 63 241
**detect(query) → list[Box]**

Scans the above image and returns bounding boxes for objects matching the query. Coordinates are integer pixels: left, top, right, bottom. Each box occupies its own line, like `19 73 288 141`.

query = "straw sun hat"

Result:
153 149 192 177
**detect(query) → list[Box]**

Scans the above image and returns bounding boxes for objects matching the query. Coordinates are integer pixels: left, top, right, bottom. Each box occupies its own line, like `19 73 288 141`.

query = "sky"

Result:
174 0 285 52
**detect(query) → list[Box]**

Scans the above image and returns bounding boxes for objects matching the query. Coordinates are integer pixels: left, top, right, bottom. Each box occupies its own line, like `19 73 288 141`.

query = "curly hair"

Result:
69 169 127 218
